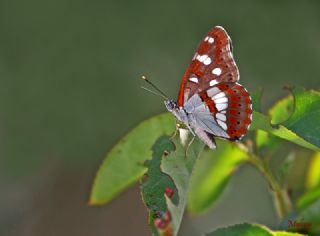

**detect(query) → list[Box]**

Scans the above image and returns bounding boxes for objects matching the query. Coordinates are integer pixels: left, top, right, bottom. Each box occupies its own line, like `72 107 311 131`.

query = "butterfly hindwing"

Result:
210 83 252 140
187 82 252 142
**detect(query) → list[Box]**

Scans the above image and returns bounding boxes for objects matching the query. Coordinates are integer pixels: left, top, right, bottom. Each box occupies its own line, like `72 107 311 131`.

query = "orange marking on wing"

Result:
200 92 217 113
191 61 204 77
178 64 192 107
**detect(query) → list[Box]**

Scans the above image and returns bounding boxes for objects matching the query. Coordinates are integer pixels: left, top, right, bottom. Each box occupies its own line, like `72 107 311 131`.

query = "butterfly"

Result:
142 26 252 149
163 26 252 149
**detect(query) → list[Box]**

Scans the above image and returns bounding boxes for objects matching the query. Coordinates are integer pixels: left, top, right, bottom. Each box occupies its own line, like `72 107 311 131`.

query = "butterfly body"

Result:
165 26 252 149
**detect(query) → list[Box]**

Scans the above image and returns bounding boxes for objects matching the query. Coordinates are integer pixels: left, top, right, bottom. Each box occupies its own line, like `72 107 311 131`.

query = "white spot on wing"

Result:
189 77 198 83
216 113 226 121
207 87 221 97
216 103 228 111
209 80 218 87
204 36 209 41
217 119 228 130
212 92 226 99
214 97 228 104
208 37 214 44
203 57 211 65
197 54 208 63
212 67 222 76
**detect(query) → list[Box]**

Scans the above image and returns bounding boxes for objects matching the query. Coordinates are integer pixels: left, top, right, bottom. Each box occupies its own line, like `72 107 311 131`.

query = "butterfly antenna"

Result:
140 86 168 100
141 75 169 100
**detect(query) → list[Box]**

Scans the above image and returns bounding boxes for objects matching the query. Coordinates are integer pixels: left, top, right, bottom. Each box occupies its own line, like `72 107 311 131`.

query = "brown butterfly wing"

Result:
177 26 239 107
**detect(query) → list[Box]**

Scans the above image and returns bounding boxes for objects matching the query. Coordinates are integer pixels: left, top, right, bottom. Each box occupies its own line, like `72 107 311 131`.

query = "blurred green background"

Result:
0 0 319 235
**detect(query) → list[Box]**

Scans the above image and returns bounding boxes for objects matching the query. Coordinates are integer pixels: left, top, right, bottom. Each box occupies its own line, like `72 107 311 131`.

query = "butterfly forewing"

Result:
178 26 239 107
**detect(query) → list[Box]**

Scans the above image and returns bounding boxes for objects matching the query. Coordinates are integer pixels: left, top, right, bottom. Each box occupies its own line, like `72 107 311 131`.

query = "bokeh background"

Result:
1 1 319 235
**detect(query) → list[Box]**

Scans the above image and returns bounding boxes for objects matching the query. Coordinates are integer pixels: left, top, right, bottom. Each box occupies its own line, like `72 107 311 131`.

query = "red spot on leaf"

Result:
165 187 174 198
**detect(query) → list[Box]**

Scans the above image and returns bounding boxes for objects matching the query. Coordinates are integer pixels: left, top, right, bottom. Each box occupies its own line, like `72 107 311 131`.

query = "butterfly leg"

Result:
185 135 195 158
184 124 196 157
170 121 180 140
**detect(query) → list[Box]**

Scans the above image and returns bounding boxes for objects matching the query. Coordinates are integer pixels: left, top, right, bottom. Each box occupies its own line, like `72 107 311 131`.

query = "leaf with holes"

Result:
141 132 204 236
140 136 177 236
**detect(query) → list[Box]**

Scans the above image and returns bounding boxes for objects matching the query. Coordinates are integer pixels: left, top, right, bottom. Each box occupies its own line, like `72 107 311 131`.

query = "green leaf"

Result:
251 87 320 151
255 92 293 151
269 94 294 125
187 140 248 214
250 111 319 151
140 136 177 236
283 87 320 147
205 223 305 236
90 113 175 205
205 223 274 236
274 232 306 236
161 135 204 236
140 131 204 236
256 129 281 151
305 152 320 190
298 199 320 228
297 187 320 209
297 152 320 210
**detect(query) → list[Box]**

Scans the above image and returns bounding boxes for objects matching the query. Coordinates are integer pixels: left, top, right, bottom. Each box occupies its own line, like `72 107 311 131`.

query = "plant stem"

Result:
247 152 292 219
237 143 292 219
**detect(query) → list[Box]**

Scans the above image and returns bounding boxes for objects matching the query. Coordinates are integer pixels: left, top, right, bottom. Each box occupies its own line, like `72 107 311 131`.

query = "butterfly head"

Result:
164 100 177 112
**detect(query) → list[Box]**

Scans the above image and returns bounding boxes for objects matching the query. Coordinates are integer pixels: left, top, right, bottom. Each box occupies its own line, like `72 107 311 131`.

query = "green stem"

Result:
247 152 292 219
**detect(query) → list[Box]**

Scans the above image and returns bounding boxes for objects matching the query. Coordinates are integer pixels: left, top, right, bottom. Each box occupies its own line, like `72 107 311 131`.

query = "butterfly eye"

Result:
164 100 177 111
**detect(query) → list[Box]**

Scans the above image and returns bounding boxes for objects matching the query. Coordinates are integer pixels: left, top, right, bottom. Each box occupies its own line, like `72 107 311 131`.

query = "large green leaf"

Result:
90 113 175 205
251 87 320 151
250 111 319 151
205 223 305 236
187 140 248 214
283 88 320 147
